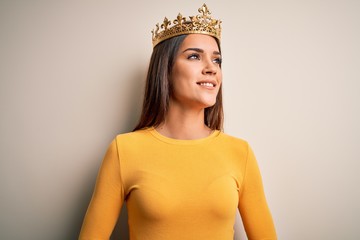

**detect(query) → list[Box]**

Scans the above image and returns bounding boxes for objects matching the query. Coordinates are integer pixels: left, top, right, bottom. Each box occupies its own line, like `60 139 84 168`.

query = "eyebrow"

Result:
182 48 221 55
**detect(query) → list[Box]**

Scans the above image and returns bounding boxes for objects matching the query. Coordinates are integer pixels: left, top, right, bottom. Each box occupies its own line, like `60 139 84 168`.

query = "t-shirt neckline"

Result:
148 127 221 145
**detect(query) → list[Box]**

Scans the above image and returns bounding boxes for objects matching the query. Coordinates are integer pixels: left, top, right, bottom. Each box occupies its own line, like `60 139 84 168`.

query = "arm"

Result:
79 139 124 240
238 144 277 240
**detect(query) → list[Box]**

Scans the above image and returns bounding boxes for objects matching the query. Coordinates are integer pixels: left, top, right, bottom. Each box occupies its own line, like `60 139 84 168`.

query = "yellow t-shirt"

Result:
79 127 277 240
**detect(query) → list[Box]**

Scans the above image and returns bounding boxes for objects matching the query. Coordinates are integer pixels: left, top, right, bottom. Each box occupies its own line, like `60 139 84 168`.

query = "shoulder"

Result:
213 132 253 159
115 128 151 141
113 128 154 150
218 132 250 148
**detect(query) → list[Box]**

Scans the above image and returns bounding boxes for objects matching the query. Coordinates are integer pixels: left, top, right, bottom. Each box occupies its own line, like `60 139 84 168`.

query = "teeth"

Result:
199 82 214 87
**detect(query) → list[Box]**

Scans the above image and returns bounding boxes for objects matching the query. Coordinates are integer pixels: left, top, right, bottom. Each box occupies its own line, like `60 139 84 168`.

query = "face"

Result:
170 34 222 110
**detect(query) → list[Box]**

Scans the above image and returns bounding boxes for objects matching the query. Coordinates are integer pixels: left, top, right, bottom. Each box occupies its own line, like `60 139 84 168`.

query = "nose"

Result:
202 57 217 75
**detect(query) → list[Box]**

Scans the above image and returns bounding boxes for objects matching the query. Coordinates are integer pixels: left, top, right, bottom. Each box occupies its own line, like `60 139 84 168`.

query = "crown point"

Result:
174 13 186 25
161 17 171 30
199 3 211 15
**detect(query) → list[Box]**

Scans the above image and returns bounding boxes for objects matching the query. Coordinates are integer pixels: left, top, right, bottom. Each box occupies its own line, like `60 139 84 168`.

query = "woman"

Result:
79 4 277 240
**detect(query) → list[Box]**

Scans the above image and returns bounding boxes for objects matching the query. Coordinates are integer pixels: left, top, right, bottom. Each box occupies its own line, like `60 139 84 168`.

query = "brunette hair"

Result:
133 34 223 131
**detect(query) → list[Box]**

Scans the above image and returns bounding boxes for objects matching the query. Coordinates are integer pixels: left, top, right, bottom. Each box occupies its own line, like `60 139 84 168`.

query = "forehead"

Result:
179 34 220 52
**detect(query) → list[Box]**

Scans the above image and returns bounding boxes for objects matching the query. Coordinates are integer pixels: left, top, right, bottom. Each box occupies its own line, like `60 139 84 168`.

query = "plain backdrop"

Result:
0 0 359 239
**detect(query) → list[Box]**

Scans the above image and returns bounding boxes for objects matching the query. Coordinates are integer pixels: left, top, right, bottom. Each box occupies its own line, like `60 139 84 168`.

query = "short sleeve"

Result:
238 144 277 240
79 139 124 240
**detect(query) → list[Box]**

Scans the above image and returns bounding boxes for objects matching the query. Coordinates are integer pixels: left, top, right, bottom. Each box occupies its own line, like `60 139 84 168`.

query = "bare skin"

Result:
156 34 222 140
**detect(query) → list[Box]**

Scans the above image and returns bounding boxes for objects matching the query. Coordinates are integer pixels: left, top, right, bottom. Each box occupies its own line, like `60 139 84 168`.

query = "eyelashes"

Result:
187 53 200 60
214 57 222 65
187 53 222 65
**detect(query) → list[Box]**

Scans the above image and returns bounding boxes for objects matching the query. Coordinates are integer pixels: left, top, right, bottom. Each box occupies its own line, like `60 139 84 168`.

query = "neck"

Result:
156 102 212 140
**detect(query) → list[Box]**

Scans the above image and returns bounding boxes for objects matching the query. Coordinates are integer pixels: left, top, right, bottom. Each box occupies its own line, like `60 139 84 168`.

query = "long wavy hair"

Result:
133 34 223 131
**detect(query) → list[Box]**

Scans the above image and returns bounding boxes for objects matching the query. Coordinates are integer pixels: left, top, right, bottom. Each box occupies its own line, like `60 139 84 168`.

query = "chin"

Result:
202 100 217 108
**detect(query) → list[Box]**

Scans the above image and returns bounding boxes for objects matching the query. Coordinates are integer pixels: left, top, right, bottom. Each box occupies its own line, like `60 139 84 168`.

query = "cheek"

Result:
169 75 186 98
217 72 223 85
172 70 196 88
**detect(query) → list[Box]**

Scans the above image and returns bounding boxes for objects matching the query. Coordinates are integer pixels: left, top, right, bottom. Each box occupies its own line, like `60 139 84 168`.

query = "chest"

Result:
121 146 242 221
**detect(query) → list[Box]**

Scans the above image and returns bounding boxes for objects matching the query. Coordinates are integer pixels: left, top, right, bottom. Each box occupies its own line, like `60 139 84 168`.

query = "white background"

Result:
0 0 359 239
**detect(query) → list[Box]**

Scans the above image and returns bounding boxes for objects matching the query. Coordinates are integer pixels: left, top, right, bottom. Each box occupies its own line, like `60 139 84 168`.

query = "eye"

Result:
213 57 222 65
187 53 200 60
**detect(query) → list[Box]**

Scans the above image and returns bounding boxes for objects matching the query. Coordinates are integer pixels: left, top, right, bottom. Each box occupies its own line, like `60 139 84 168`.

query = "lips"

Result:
196 80 217 88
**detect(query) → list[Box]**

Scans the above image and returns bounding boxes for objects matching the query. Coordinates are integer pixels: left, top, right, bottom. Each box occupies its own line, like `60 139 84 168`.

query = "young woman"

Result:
79 4 277 240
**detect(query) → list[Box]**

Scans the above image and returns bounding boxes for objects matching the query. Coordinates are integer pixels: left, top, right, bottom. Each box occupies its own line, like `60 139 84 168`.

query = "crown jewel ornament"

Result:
151 4 222 47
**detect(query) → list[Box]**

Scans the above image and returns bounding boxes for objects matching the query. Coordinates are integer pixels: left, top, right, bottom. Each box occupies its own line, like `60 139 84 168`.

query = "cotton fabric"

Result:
79 127 277 240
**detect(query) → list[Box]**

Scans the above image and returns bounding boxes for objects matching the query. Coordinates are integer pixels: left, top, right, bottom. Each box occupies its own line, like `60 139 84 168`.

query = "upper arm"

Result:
238 144 277 240
79 139 124 240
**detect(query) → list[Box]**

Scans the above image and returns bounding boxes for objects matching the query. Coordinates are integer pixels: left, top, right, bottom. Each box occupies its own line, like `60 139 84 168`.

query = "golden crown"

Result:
151 4 222 47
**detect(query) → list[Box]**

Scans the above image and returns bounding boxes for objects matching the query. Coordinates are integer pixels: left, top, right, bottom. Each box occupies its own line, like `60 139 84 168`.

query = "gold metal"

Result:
152 4 222 48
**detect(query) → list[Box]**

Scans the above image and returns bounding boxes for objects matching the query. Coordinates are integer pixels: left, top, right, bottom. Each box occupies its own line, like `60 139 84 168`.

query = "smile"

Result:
196 81 217 88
